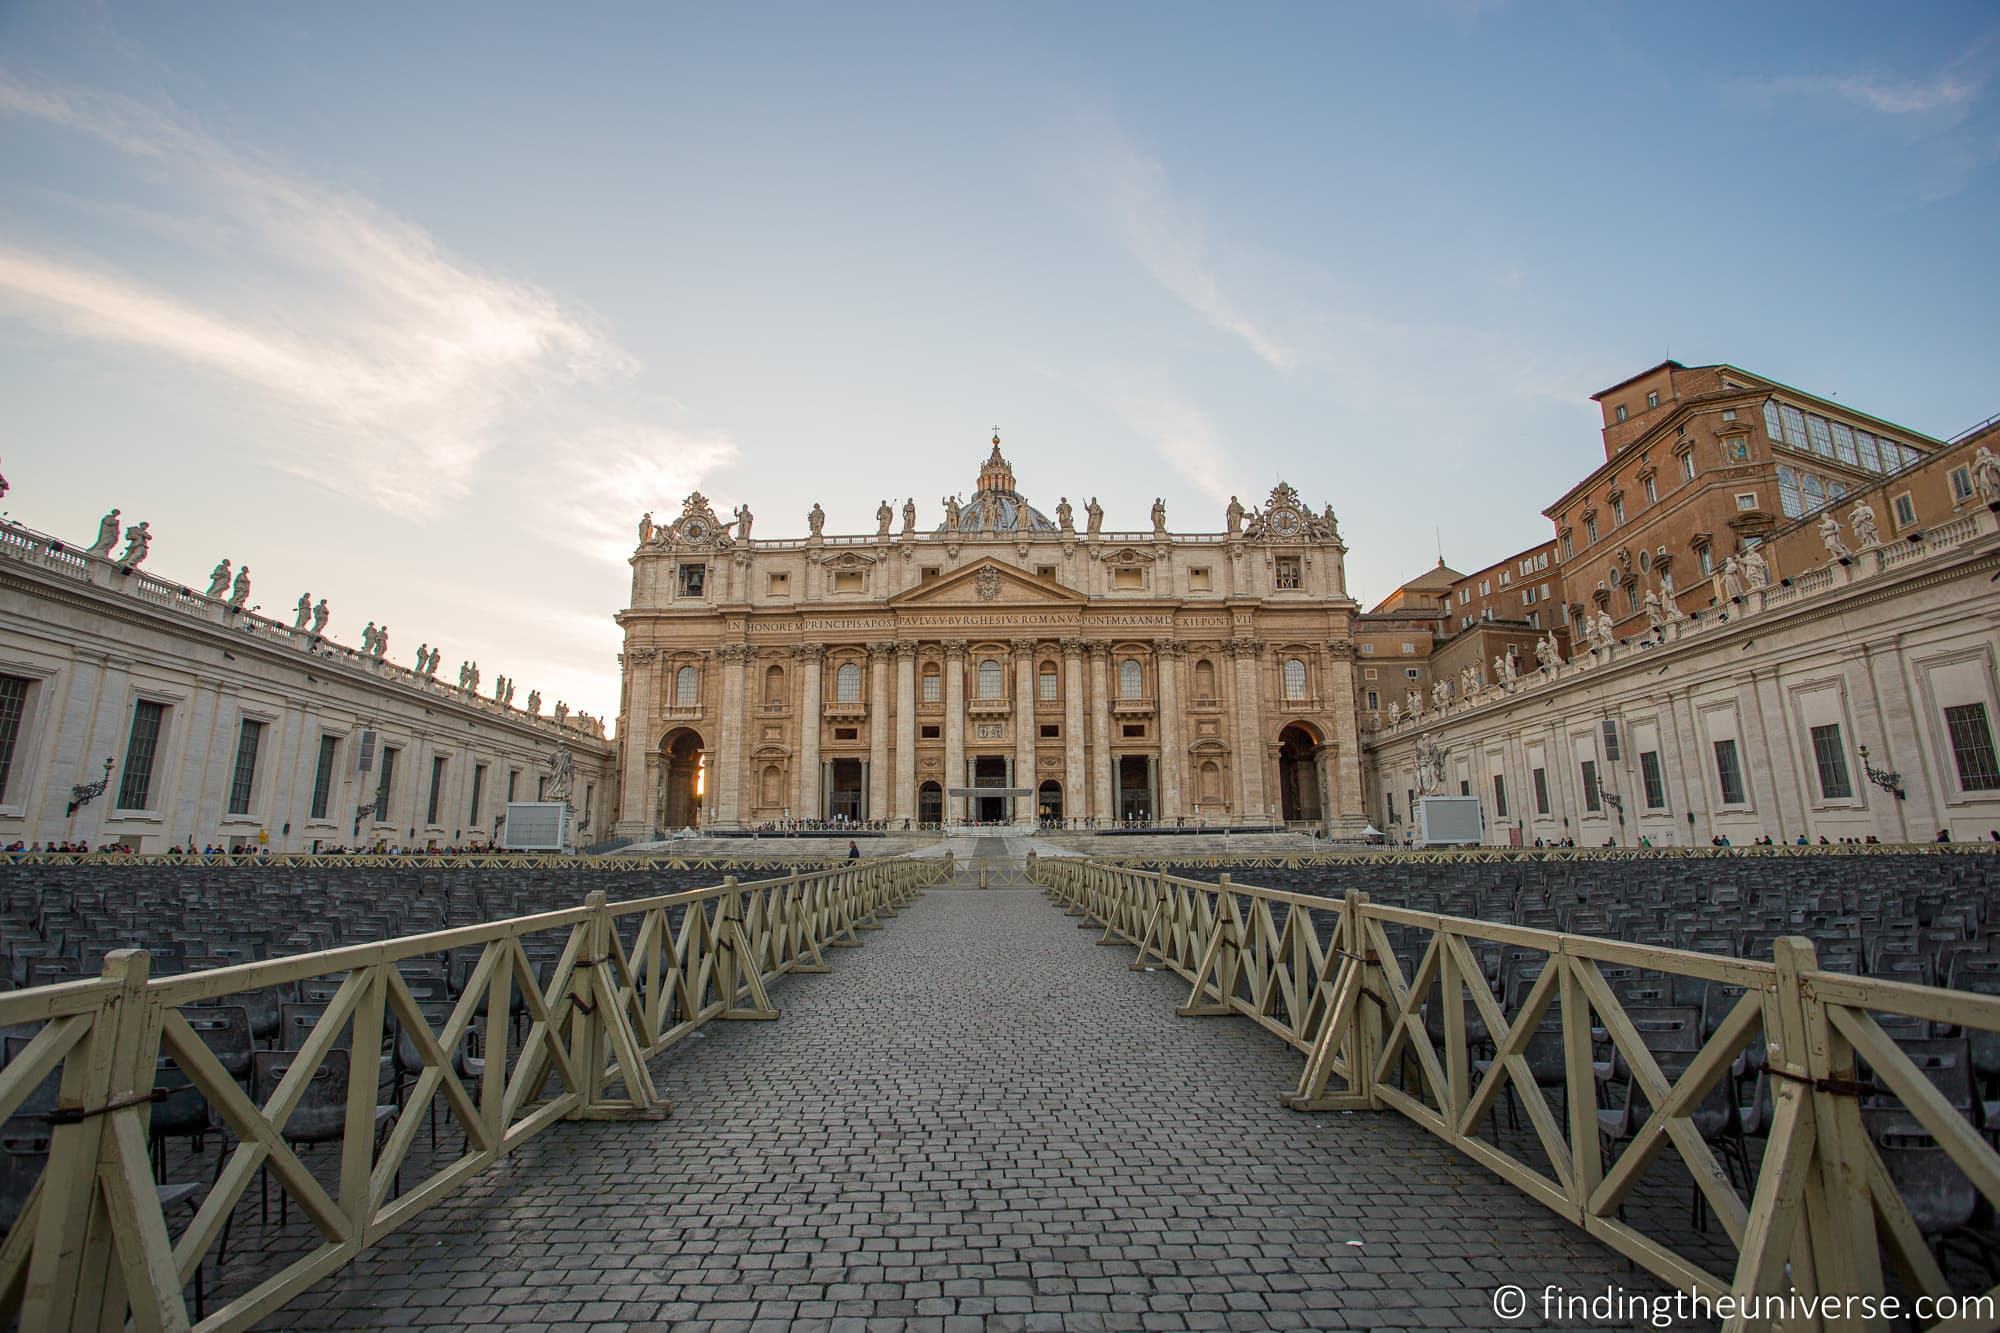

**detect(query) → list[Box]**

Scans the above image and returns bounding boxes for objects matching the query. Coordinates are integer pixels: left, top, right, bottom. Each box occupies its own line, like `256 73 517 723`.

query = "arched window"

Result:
921 665 941 703
675 665 697 705
764 664 784 706
1038 663 1059 701
1118 657 1143 700
977 658 1003 699
1200 760 1223 801
1282 657 1307 700
1193 658 1217 700
835 661 861 703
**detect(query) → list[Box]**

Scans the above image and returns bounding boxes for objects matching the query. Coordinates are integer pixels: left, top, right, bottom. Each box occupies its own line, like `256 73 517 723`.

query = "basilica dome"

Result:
939 435 1058 535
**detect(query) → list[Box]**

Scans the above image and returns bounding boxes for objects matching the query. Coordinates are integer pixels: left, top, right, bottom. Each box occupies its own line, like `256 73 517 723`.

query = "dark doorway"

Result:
918 780 943 827
828 758 864 822
1038 779 1063 824
1278 724 1323 824
659 728 704 829
973 755 1009 824
1117 755 1154 823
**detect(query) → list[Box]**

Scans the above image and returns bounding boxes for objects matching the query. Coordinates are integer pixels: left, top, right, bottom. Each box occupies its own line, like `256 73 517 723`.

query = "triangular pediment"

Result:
887 558 1088 608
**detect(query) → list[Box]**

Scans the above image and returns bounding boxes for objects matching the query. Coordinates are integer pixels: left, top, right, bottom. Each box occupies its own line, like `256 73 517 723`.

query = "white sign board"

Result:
503 802 571 851
1416 795 1484 847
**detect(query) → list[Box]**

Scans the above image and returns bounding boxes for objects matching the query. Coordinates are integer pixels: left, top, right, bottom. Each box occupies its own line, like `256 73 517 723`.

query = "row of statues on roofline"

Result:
71 507 584 729
637 490 1345 545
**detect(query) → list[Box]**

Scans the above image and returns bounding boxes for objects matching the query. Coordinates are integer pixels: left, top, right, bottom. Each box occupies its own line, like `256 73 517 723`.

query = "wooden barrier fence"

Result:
0 853 948 1331
1031 854 2000 1333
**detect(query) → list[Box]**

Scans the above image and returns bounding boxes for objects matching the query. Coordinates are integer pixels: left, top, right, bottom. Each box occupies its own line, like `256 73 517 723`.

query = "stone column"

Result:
614 647 656 836
1011 638 1038 827
1230 637 1267 823
1061 639 1086 827
797 645 824 822
1088 643 1113 822
867 642 892 824
893 642 918 826
1321 640 1365 834
714 646 746 828
1157 641 1184 823
943 639 967 824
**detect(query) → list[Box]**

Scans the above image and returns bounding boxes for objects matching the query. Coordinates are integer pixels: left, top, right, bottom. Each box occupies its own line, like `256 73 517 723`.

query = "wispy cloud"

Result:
1096 372 1236 507
550 423 741 565
0 71 708 518
1072 126 1298 373
1755 71 1980 119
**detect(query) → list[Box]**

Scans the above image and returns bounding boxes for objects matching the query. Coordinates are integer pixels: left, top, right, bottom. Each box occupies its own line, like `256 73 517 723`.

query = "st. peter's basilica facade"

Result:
611 437 1365 835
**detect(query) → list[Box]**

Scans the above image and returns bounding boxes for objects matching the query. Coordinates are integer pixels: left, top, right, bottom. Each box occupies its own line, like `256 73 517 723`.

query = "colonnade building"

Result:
611 439 1367 834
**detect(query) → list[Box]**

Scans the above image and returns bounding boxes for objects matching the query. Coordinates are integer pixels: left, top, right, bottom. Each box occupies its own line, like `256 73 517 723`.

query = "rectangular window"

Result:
1780 404 1810 450
1365 690 1379 710
1944 703 2000 791
227 719 264 815
1405 668 1420 679
1806 414 1835 457
1526 611 1540 629
309 734 339 820
1611 499 1625 525
1639 751 1666 810
1615 404 1628 422
1532 767 1550 816
1401 642 1415 655
1036 565 1057 579
1580 760 1601 812
920 724 941 739
1121 723 1145 738
1275 556 1302 590
1713 739 1746 805
1585 516 1598 543
375 746 399 820
922 673 941 703
470 763 488 825
117 700 166 810
1039 724 1060 739
833 570 864 593
1561 533 1574 559
1854 431 1881 472
677 563 706 597
1189 567 1212 590
1681 453 1696 481
1809 723 1852 800
767 572 790 596
1646 390 1660 409
1360 643 1374 655
1699 547 1714 576
1830 422 1858 466
1736 492 1758 512
1038 670 1058 702
506 770 519 803
1762 401 1784 444
1386 790 1396 824
427 754 447 825
1952 467 1975 503
1492 774 1508 818
1459 588 1470 605
0 675 27 804
1113 568 1143 589
833 726 858 740
1893 492 1917 528
1643 476 1658 503
921 566 940 582
1801 473 1825 512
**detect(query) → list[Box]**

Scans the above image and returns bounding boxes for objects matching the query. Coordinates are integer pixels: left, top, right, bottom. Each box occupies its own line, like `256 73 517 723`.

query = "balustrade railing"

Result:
1031 855 2000 1330
0 855 947 1330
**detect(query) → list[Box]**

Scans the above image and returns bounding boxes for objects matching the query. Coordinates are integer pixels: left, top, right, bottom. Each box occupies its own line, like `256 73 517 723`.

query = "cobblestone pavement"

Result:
280 858 1661 1331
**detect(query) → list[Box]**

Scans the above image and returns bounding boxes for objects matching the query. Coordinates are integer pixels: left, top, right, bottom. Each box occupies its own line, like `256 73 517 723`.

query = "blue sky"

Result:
3 2 1995 725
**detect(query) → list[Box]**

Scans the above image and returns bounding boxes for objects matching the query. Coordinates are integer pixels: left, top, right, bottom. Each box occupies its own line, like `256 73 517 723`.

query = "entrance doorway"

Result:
658 728 704 829
1037 779 1063 825
972 755 1009 824
918 780 943 827
827 758 864 822
1116 755 1154 823
1278 724 1323 824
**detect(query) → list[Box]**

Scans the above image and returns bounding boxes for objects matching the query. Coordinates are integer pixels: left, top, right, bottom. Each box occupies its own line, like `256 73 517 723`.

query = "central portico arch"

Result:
1278 721 1323 825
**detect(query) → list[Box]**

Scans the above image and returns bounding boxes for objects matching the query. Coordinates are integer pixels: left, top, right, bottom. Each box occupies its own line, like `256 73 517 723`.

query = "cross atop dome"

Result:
977 429 1015 495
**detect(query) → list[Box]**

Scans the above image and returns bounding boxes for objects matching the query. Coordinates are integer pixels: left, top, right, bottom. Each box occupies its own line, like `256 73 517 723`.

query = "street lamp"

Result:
1856 745 1906 800
67 757 114 815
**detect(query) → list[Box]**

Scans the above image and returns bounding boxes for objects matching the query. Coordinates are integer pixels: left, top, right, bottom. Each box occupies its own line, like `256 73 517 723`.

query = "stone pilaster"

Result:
1088 643 1112 822
893 642 917 826
1061 638 1086 825
714 646 747 828
797 645 824 821
867 641 892 823
943 639 966 823
1322 640 1365 835
1157 640 1185 822
1229 638 1266 822
1011 638 1037 827
614 647 656 835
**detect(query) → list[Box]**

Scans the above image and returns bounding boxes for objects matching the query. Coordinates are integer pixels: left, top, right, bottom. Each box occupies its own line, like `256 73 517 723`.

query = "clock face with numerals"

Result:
1270 506 1303 536
678 516 710 544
